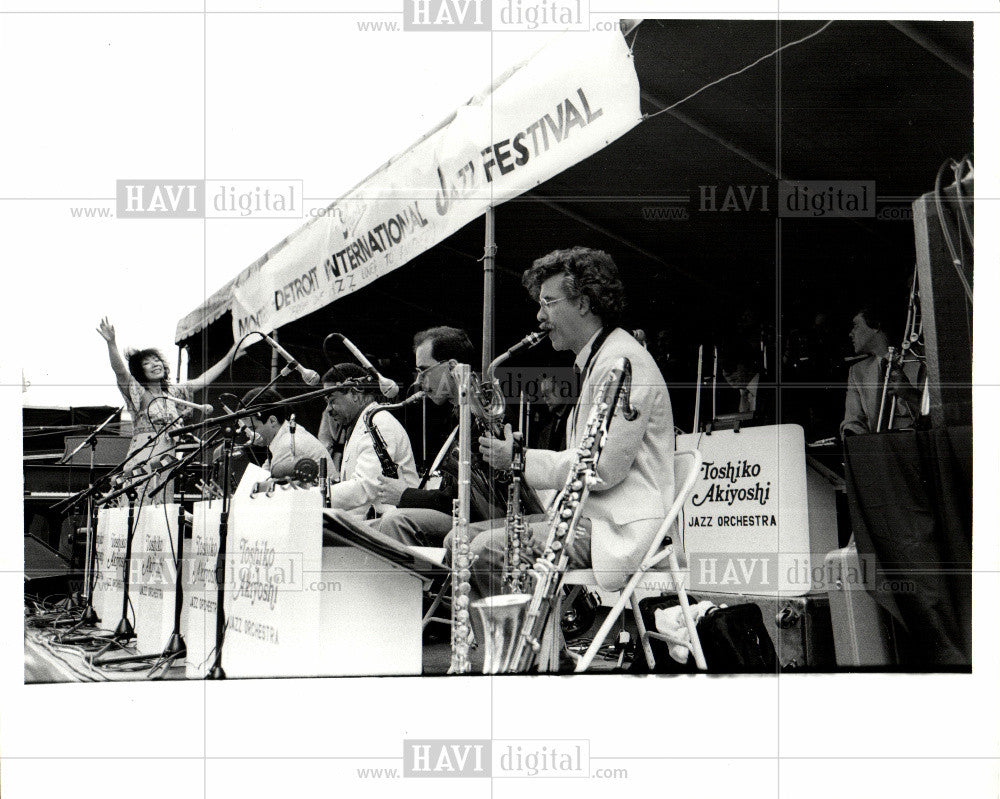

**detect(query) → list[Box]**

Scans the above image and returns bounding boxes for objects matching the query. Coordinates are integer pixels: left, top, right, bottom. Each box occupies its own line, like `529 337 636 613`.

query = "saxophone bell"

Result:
471 593 532 674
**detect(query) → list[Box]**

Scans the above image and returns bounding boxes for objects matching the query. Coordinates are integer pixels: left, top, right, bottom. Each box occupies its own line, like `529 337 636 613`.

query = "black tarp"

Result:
844 426 972 668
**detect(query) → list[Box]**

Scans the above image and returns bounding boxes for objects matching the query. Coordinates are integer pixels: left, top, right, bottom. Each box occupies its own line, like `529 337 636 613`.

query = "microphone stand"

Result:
53 429 183 644
208 423 237 680
158 388 337 678
47 407 121 614
109 487 138 645
151 427 222 662
59 438 102 619
86 428 222 669
58 406 123 464
84 451 189 656
49 431 162 634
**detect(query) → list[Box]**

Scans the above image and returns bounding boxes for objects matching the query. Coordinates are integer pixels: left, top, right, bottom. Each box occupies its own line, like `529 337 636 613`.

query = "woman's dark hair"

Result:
522 247 625 328
412 326 476 365
322 362 381 397
126 348 171 390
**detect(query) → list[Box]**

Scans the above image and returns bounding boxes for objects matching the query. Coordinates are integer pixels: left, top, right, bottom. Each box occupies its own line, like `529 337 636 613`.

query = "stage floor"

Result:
24 608 626 683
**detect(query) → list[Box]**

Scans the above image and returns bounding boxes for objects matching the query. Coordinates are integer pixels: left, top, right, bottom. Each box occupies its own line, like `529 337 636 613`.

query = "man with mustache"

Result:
477 247 676 601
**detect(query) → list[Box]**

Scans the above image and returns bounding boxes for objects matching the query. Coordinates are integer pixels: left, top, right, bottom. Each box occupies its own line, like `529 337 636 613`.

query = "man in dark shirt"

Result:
374 326 502 545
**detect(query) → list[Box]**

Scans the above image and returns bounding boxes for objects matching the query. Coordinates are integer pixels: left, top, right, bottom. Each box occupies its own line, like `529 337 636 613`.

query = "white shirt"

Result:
267 420 335 478
328 401 419 517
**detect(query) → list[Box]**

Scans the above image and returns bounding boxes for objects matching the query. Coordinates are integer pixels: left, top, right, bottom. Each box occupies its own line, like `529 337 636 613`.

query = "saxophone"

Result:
469 331 547 435
362 391 426 478
448 363 474 674
502 432 530 594
468 330 548 517
472 358 636 674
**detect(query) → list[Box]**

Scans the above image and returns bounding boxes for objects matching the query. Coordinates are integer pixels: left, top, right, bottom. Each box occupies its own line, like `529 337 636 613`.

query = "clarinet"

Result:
362 391 426 478
502 432 530 594
507 358 636 673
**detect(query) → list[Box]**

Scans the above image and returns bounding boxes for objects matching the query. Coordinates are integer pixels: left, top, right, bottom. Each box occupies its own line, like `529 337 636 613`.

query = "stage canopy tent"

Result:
175 20 972 426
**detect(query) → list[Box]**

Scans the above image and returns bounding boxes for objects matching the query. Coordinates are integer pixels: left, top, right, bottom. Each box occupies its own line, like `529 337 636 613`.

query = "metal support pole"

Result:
482 208 496 376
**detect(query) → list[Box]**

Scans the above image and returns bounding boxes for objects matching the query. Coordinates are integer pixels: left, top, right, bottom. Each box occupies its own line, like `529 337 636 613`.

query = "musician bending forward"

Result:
321 364 419 517
478 247 676 596
239 387 334 480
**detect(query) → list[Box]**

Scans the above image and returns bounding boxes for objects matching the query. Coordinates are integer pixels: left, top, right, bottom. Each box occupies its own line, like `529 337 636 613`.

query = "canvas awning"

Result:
175 31 641 344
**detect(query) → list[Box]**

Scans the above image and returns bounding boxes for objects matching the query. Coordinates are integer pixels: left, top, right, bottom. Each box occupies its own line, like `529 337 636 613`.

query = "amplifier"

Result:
61 434 133 465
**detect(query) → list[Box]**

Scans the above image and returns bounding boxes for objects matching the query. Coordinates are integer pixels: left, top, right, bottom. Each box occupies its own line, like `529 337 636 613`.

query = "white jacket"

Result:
330 401 419 517
524 328 675 590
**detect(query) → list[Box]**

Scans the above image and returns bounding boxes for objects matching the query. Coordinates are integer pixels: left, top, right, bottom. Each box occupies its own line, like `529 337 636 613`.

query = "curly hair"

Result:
521 247 625 328
126 348 171 390
322 362 382 397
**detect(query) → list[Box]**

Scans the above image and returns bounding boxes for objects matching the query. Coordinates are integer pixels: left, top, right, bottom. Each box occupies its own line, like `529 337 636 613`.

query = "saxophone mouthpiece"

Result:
508 331 547 357
524 330 547 348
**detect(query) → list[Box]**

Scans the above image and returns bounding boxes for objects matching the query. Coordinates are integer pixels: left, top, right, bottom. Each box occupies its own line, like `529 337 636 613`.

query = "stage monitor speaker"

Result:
24 533 71 581
61 434 133 466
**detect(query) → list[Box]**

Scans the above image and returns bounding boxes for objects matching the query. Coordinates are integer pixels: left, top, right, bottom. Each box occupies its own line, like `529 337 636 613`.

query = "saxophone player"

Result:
374 326 509 546
321 363 419 517
477 247 676 598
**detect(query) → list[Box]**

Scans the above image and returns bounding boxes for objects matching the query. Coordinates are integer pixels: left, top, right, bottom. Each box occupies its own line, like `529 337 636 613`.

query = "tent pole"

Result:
482 207 496 375
270 329 280 381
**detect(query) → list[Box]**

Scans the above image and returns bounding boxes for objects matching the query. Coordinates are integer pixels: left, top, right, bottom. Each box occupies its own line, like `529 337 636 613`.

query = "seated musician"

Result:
239 387 334 479
840 307 923 438
321 363 419 517
374 326 506 546
477 247 676 598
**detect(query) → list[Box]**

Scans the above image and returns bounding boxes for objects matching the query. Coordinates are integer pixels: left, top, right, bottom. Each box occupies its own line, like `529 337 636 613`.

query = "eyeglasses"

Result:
538 296 569 311
414 360 448 381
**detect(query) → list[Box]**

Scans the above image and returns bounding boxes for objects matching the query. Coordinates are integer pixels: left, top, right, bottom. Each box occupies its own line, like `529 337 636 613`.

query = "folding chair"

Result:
565 448 707 673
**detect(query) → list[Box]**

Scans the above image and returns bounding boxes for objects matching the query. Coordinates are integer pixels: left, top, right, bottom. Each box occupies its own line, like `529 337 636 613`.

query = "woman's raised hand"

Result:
97 317 116 344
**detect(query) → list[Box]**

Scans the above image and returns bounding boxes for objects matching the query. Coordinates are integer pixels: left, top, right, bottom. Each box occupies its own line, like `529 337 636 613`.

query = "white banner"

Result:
224 32 640 340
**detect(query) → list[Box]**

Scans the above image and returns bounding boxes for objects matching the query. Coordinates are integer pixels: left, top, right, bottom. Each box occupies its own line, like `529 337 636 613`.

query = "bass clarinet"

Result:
472 358 637 674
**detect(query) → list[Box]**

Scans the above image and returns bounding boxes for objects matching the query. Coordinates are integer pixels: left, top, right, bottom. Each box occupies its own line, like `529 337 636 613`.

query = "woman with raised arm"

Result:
97 317 243 469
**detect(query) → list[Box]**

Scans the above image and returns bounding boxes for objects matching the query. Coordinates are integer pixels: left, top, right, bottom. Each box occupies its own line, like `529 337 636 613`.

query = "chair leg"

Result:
630 593 657 670
422 581 449 630
574 574 642 673
668 549 707 670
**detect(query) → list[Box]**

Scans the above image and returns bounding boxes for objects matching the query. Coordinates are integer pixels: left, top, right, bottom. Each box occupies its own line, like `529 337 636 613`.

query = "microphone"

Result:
218 392 240 415
260 333 321 385
328 333 399 399
168 396 215 415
